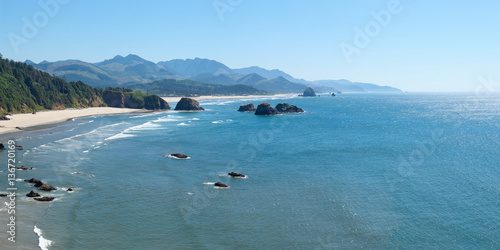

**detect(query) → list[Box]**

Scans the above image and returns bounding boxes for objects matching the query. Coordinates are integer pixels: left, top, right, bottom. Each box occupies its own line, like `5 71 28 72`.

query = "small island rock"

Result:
214 182 229 188
275 103 304 113
238 103 256 112
26 190 41 197
254 102 280 115
228 172 246 178
174 97 204 111
170 153 189 159
34 197 55 202
38 183 57 192
302 87 316 97
0 143 5 150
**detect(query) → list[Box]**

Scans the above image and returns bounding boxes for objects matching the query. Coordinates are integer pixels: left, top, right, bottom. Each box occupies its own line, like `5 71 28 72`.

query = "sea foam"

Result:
34 226 53 250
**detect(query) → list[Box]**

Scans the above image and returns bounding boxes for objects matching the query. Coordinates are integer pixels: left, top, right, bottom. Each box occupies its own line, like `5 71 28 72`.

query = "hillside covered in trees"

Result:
0 55 169 115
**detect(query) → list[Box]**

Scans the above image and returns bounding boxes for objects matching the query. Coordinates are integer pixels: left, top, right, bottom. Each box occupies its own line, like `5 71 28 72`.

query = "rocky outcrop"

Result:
34 197 55 202
0 193 8 197
0 115 10 120
238 103 256 112
170 153 189 159
331 92 336 96
25 178 56 191
26 190 41 197
174 97 204 111
67 188 74 192
302 87 316 97
254 102 280 115
16 165 33 170
228 172 246 178
214 182 229 188
275 103 304 113
38 184 57 192
103 89 170 110
0 143 4 150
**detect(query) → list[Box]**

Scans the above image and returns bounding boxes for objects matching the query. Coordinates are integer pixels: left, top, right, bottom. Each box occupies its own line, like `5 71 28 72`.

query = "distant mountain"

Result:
157 58 233 77
236 73 267 85
128 79 268 97
244 76 309 94
27 54 403 93
191 73 238 85
311 79 402 93
233 66 307 84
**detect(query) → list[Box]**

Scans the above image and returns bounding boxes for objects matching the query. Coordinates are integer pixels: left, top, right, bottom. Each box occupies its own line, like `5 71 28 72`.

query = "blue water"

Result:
1 93 499 249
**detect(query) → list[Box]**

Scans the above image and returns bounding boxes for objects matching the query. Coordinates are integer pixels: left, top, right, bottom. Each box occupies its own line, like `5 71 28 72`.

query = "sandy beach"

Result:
0 94 295 135
0 107 149 135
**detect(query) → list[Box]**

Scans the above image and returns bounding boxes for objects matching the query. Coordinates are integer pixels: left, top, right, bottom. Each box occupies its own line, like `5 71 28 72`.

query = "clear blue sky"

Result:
1 0 499 92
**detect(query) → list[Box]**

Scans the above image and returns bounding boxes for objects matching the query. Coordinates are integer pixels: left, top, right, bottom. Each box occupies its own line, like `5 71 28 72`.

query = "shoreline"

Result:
0 94 295 135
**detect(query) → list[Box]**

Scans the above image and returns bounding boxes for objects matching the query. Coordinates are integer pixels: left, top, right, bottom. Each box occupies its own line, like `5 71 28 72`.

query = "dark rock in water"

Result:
254 102 280 115
67 188 74 192
302 87 316 97
0 193 8 197
331 92 336 97
170 153 189 159
228 172 246 178
174 97 204 111
34 197 55 202
15 127 23 130
214 182 229 188
38 183 57 192
26 190 41 197
238 103 256 112
16 165 33 170
275 103 304 113
25 178 43 187
17 145 23 150
0 143 5 150
337 91 342 94
0 116 10 120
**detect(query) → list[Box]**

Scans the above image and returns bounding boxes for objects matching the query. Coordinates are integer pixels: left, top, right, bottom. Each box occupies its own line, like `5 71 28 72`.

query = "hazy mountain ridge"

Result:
28 54 402 94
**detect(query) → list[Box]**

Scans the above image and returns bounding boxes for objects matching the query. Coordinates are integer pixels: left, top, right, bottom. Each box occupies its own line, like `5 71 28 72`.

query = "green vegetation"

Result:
128 79 269 96
0 56 169 115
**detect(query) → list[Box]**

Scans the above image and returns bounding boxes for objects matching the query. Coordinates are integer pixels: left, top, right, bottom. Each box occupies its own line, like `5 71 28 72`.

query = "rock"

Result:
228 172 246 178
26 190 41 197
67 188 74 192
0 143 4 150
331 92 336 97
34 197 55 202
238 103 256 112
0 193 8 197
0 116 10 120
38 183 57 192
170 153 189 159
214 182 229 188
15 127 23 130
25 178 43 187
254 102 280 115
337 91 342 94
275 103 304 113
302 87 316 97
16 165 32 170
17 145 23 150
174 97 204 111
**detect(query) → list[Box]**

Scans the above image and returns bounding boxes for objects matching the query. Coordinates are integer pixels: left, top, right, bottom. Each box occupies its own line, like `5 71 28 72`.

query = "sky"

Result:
0 0 499 92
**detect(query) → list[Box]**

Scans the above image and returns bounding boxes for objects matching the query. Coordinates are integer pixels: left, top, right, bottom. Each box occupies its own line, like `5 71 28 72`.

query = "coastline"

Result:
0 94 295 135
0 107 150 135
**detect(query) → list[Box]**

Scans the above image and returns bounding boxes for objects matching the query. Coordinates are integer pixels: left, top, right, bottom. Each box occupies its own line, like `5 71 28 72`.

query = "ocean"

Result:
1 93 499 249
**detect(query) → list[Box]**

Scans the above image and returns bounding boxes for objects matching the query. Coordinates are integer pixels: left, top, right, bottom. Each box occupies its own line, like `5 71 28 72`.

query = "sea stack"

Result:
275 103 304 113
238 103 256 112
26 190 41 197
214 182 229 188
254 102 280 115
0 143 5 150
302 87 316 97
174 97 205 111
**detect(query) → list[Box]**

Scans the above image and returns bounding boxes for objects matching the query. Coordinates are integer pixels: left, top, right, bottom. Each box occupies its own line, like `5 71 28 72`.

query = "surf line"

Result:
5 140 18 243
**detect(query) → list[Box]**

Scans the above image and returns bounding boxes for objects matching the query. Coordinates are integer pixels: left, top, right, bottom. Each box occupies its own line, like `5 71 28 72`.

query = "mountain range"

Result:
27 54 402 94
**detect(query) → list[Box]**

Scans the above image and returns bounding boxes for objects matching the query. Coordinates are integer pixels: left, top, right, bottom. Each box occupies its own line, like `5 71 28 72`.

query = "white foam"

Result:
105 132 136 141
34 226 53 250
212 120 224 124
78 120 94 125
177 122 190 126
203 182 216 185
126 121 161 131
192 118 200 120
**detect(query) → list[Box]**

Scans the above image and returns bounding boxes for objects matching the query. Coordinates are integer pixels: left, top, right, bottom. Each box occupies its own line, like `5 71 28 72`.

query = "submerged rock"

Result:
254 102 280 115
67 188 74 192
302 87 316 97
228 172 246 178
16 165 33 170
26 190 41 197
174 97 204 111
170 153 189 159
238 103 256 112
34 197 55 202
214 182 229 188
275 103 304 113
25 178 43 186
